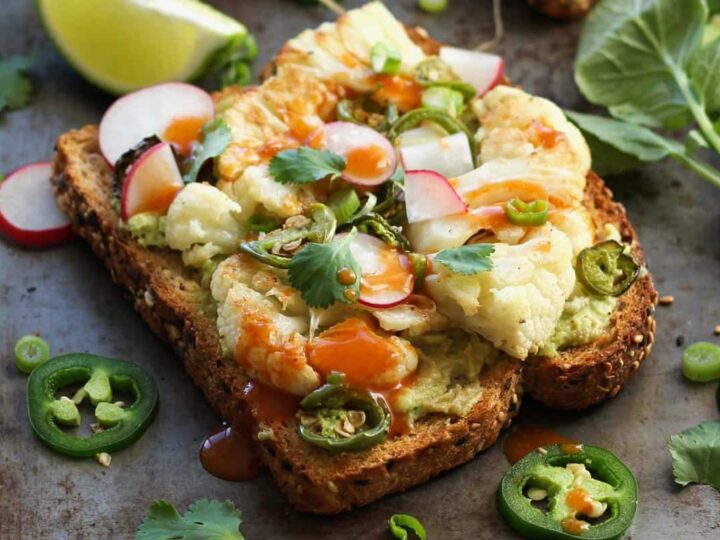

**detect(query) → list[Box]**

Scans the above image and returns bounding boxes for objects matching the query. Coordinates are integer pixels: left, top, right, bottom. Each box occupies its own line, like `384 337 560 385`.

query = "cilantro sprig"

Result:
434 244 495 275
135 499 244 540
668 421 720 491
0 54 33 114
183 118 232 184
269 147 346 185
288 228 361 308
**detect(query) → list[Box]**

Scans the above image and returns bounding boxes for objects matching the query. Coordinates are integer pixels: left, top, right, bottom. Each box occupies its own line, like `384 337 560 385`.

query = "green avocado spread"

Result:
126 212 167 248
395 332 500 423
541 282 616 357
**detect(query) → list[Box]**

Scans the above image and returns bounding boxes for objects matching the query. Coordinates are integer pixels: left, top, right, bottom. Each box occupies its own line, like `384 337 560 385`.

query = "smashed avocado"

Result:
541 282 616 357
395 331 500 422
126 212 167 248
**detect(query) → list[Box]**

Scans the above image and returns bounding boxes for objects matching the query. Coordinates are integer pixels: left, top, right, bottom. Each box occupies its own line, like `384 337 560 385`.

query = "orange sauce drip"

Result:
307 318 398 391
344 145 393 181
132 183 181 216
371 75 423 111
502 425 578 464
307 129 326 149
337 267 358 286
242 381 298 423
257 137 301 160
199 424 263 482
384 371 418 437
360 250 414 300
562 517 590 535
163 115 209 155
566 488 595 515
560 443 584 454
528 120 565 149
470 205 511 230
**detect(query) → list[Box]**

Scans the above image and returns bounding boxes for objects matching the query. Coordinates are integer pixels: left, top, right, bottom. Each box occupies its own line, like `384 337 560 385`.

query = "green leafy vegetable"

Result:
269 147 346 185
135 499 244 540
668 421 720 491
565 110 720 186
575 0 706 130
389 514 427 540
0 54 32 114
206 33 258 89
288 228 361 308
434 244 495 275
183 119 232 184
691 36 720 113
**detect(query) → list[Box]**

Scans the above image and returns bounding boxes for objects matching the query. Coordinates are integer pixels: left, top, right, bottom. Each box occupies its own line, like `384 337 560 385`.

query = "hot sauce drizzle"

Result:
163 115 209 155
502 425 578 464
199 424 263 482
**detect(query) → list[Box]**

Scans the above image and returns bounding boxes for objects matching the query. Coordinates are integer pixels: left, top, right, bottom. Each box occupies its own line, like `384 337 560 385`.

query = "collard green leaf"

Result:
668 421 720 491
183 119 232 184
288 228 361 308
434 244 495 275
691 36 720 112
136 499 244 540
269 147 346 185
0 55 33 113
575 0 707 129
564 111 683 174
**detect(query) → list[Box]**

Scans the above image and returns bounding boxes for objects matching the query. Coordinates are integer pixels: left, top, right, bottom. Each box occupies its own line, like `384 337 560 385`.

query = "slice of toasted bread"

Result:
52 125 523 514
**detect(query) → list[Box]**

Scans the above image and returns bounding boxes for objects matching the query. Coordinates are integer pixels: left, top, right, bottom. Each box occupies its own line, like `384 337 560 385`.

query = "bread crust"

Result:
524 172 658 409
52 125 523 514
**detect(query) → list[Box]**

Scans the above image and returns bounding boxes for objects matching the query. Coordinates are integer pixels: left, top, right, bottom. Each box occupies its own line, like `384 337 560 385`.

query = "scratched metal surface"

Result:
1 0 719 538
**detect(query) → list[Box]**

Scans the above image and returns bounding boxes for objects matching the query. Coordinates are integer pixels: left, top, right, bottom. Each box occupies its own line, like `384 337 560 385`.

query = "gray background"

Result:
1 0 719 538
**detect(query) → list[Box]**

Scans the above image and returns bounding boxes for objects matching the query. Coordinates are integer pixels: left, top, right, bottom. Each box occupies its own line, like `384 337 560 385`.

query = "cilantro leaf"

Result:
183 119 232 184
434 244 495 275
136 499 244 540
269 147 346 185
288 228 360 309
668 421 720 491
0 55 33 114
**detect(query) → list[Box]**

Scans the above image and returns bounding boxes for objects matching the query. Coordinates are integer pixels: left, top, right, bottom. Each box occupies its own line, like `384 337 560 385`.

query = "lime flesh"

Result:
37 0 246 94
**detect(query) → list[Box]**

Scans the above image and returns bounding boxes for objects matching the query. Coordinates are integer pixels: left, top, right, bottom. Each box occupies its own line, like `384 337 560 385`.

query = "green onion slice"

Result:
389 514 427 540
247 213 280 233
682 342 720 383
371 42 402 75
15 335 51 375
328 188 361 225
505 199 550 227
418 0 448 14
421 86 465 117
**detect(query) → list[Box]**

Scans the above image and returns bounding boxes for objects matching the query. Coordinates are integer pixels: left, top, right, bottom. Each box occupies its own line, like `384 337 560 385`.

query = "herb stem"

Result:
677 72 720 154
672 152 720 189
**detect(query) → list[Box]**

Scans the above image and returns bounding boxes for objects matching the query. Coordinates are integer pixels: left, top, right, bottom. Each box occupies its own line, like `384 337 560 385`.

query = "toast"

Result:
51 13 656 515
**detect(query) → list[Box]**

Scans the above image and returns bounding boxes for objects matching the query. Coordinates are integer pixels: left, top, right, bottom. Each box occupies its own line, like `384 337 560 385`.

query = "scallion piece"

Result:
682 342 720 383
371 42 402 75
328 188 361 224
14 335 50 375
421 86 464 117
389 514 426 540
418 0 448 14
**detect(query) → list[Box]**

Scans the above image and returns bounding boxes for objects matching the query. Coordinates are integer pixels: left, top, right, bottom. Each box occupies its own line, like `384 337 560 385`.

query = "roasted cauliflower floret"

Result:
215 281 319 396
165 183 243 265
425 226 576 359
473 85 590 203
221 165 315 220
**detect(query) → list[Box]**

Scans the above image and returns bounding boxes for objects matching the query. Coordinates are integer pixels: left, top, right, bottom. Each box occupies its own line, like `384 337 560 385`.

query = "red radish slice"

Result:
309 122 396 186
99 82 214 166
400 132 474 179
0 162 73 248
404 170 467 224
439 47 504 96
337 232 414 308
120 143 184 220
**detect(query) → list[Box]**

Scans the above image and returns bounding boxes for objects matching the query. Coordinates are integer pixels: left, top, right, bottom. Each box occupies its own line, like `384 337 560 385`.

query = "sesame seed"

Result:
715 326 720 336
659 295 674 306
633 334 644 344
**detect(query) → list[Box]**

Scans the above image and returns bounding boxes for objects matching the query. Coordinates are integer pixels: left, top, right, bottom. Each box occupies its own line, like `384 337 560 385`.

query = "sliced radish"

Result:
99 82 214 166
404 170 467 224
0 162 73 248
338 232 414 308
439 47 504 96
400 132 474 179
309 122 396 186
120 143 184 220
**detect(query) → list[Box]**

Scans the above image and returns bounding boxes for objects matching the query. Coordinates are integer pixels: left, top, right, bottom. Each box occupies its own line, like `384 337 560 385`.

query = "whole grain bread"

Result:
52 125 523 514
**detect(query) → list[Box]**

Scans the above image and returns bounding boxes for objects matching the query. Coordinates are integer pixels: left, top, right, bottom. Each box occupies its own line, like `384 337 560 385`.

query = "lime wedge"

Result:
37 0 246 94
